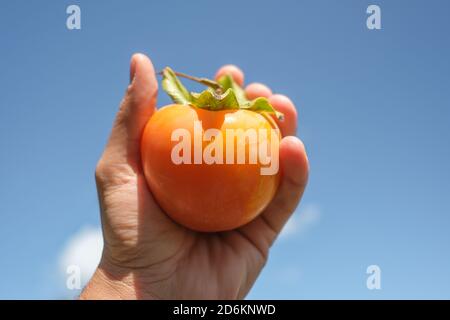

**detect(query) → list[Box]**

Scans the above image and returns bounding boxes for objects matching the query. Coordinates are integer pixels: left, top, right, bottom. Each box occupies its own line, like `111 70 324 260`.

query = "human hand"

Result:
80 53 309 300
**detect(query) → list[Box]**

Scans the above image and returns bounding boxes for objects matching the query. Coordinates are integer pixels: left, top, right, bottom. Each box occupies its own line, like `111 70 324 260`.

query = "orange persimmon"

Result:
141 68 282 232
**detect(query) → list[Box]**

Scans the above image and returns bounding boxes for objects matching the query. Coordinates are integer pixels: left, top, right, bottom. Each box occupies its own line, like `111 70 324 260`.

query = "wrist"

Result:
79 258 135 300
79 251 179 300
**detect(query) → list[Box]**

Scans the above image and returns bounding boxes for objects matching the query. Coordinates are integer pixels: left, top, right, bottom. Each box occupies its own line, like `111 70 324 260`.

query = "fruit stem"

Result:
158 70 223 93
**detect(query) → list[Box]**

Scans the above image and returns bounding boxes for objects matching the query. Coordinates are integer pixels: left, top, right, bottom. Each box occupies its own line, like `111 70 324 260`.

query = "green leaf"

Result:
191 88 240 110
243 97 285 120
160 66 284 120
217 74 248 106
161 67 192 104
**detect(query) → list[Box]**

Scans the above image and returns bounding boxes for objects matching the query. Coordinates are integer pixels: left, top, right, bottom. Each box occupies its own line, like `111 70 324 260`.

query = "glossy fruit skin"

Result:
141 104 280 232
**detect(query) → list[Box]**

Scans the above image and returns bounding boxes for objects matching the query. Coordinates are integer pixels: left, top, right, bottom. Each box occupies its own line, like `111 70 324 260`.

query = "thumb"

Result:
101 53 158 170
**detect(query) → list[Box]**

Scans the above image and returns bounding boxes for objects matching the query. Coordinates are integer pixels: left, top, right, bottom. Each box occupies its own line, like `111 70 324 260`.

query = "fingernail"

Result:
129 55 137 84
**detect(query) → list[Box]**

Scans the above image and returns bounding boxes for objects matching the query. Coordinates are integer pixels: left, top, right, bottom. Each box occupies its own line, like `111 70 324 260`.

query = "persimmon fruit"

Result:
141 68 283 232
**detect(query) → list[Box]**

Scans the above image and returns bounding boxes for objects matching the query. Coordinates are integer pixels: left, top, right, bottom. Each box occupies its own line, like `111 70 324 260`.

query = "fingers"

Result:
216 63 298 137
100 53 158 169
246 85 297 136
260 136 309 245
245 83 272 100
215 65 273 100
268 94 297 136
214 64 244 86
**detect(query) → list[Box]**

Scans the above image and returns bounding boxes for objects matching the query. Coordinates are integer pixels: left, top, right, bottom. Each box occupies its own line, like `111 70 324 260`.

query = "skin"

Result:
80 54 309 299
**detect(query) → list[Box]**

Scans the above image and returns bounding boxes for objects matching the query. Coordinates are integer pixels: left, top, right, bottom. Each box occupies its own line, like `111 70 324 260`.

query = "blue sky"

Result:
1 0 449 299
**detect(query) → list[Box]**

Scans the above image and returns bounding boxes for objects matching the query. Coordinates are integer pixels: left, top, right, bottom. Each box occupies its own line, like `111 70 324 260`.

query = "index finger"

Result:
214 64 245 86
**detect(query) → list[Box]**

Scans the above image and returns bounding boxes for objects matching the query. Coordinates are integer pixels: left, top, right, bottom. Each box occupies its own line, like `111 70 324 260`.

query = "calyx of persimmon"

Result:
160 67 284 120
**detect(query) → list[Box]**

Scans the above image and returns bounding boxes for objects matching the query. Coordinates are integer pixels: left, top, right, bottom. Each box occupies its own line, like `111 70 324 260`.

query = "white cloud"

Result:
58 226 103 293
278 266 302 284
280 204 321 239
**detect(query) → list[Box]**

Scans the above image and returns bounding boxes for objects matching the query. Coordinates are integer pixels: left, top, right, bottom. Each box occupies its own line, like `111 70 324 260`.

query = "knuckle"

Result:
95 159 107 181
95 159 136 187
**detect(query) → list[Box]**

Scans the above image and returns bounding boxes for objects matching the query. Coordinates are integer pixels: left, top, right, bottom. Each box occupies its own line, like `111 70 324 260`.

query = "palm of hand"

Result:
98 165 267 299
